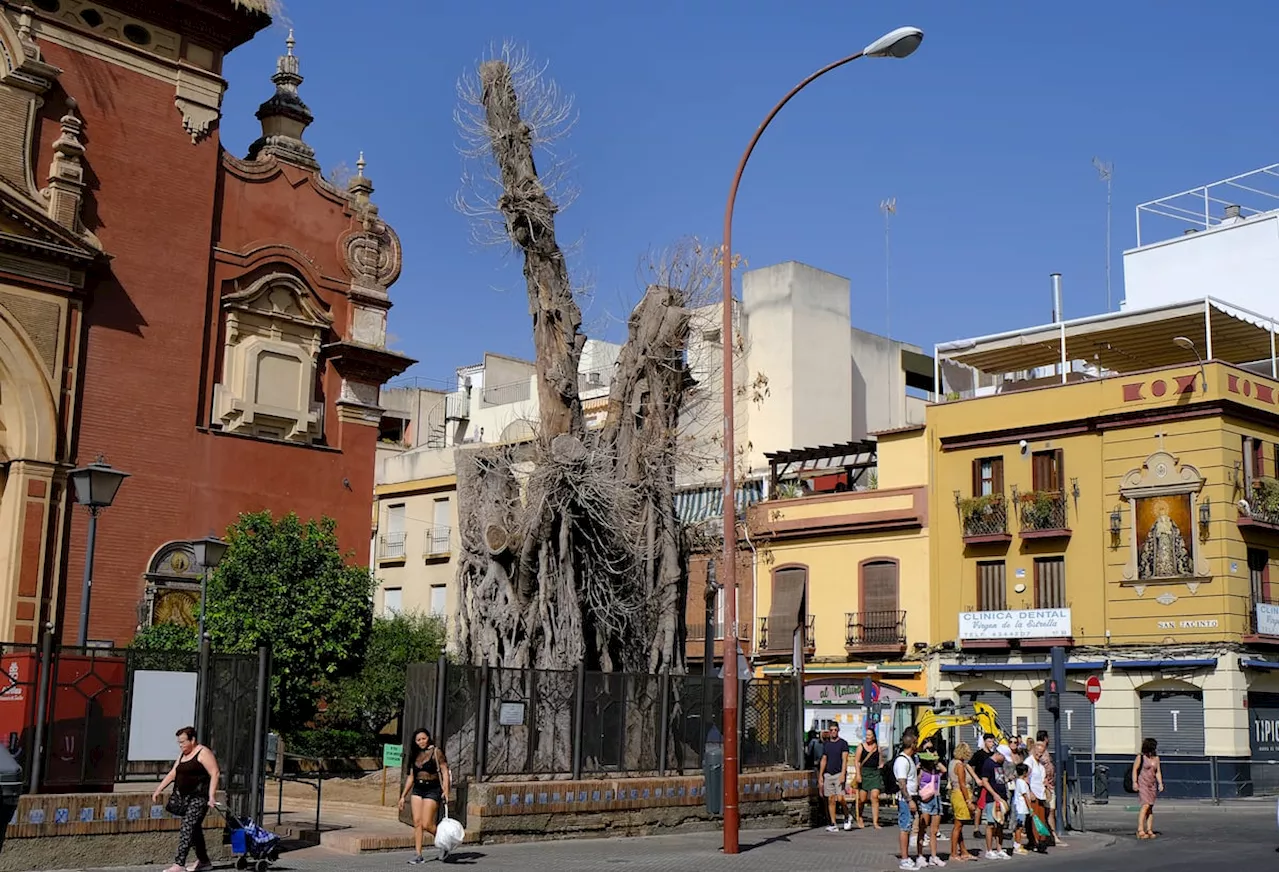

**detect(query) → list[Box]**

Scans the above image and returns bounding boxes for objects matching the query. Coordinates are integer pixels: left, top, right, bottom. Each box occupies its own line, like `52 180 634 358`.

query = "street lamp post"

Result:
717 26 923 854
191 533 228 739
192 534 229 643
68 456 130 648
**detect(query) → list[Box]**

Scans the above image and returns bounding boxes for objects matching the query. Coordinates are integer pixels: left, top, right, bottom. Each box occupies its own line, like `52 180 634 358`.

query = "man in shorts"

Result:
818 726 850 833
894 733 921 870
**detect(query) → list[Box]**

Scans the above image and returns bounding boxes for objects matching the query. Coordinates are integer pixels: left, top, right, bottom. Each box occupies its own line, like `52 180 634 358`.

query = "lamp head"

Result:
863 26 924 59
1172 336 1196 352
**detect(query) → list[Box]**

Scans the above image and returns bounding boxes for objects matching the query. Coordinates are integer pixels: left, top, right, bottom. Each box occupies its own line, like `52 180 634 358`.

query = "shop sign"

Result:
1156 618 1219 631
958 609 1071 640
1256 603 1279 637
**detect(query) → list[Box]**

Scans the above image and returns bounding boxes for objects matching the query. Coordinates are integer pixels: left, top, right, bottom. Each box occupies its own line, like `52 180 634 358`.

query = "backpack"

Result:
1123 756 1142 794
882 753 907 795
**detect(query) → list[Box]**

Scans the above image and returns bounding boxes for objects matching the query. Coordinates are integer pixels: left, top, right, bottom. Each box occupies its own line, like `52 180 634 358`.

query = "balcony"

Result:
1016 488 1071 539
845 610 907 657
1239 478 1279 531
424 526 451 559
757 615 815 656
686 621 725 642
481 379 532 406
378 531 406 562
958 494 1012 545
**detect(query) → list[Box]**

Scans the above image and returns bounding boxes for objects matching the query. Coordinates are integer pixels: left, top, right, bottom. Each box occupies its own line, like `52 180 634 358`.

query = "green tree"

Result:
128 622 199 671
205 511 376 732
320 611 447 737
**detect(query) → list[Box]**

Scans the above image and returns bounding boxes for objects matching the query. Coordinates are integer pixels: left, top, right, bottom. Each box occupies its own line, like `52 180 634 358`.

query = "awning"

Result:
768 567 806 645
673 480 763 525
936 297 1277 377
1110 658 1218 670
1241 659 1279 671
940 661 1107 674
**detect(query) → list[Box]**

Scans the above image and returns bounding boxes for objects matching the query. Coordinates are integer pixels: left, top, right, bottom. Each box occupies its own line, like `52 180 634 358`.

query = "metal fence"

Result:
403 659 800 781
0 638 267 816
1066 753 1279 802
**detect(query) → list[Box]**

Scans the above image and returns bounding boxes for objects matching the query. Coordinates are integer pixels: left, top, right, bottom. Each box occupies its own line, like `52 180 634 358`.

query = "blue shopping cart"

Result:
227 811 282 871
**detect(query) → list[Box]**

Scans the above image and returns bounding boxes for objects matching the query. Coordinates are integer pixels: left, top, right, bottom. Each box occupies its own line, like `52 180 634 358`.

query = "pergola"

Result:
764 439 878 496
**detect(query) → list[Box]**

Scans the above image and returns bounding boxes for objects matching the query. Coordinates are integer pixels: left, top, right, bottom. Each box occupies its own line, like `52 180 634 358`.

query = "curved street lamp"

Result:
68 456 130 647
717 26 923 854
1173 335 1208 392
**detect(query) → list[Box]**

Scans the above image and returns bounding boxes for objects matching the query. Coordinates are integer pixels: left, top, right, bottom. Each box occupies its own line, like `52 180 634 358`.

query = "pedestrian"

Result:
805 729 822 771
969 733 996 775
1011 762 1032 855
916 745 947 867
855 725 883 828
398 728 453 864
947 742 977 861
817 725 851 832
153 726 219 872
1034 729 1065 847
1133 737 1164 840
894 732 921 870
1026 740 1050 851
976 743 1011 860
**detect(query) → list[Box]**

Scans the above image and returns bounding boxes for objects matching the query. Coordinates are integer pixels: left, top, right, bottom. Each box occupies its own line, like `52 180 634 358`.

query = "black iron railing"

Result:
845 610 907 648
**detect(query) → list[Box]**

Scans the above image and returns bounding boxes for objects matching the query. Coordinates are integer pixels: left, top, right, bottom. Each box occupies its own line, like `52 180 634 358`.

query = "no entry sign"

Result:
1085 675 1102 704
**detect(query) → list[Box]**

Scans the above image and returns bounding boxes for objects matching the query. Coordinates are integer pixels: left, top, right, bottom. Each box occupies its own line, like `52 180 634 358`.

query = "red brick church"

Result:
0 1 411 646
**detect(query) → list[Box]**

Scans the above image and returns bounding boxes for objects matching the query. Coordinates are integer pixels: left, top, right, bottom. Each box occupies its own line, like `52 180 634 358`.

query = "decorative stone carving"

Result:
340 155 402 303
246 30 318 170
1119 447 1211 584
211 272 331 444
174 69 224 143
43 98 86 230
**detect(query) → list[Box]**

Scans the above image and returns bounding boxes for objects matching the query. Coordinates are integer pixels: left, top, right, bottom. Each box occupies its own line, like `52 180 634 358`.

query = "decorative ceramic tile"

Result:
104 807 118 822
578 791 587 802
524 793 534 805
126 806 141 821
79 807 93 822
150 805 164 819
538 792 548 805
27 809 44 825
54 808 69 824
591 790 600 802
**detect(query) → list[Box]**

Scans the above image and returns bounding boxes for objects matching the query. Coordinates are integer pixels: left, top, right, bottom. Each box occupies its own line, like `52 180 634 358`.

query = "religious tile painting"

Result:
1135 494 1194 579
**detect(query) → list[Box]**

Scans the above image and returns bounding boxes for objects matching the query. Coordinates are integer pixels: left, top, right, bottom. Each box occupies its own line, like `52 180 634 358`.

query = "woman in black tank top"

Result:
154 725 220 872
398 728 452 864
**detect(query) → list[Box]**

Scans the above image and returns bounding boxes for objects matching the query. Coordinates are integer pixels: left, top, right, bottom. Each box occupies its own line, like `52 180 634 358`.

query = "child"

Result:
1012 762 1031 856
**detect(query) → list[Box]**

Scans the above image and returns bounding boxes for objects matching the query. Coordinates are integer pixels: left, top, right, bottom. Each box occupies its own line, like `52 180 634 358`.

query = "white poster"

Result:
1256 603 1279 638
958 609 1072 640
126 670 198 762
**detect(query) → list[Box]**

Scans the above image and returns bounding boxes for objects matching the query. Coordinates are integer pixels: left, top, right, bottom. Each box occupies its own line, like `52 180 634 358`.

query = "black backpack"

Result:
882 753 906 795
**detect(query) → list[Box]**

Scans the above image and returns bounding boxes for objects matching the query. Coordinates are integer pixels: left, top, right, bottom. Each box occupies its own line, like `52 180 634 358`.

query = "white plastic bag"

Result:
434 802 465 859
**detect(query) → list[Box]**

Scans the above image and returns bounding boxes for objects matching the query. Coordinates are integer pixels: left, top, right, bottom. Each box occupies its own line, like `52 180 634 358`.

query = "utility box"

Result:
1092 764 1109 803
703 726 723 815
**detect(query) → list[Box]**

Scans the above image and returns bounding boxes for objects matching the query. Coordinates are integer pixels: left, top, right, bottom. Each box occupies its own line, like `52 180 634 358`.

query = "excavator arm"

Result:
915 702 1009 745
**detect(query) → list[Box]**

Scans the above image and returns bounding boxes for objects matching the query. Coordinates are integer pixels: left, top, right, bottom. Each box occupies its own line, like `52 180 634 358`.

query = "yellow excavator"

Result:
915 702 1010 746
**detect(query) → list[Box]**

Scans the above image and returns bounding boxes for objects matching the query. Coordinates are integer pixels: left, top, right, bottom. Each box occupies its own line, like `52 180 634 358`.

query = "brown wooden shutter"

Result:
1034 557 1066 609
861 561 899 614
1252 439 1265 481
769 567 807 648
1053 448 1065 492
977 561 1006 611
992 457 1005 495
971 458 982 496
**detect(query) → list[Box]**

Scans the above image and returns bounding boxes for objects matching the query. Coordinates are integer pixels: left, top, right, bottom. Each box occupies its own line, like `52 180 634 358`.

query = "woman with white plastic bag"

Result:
398 728 457 863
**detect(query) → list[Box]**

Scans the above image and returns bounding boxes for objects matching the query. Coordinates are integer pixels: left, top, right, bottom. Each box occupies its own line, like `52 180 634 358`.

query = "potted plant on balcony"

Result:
1251 477 1279 522
959 493 1003 535
1020 490 1060 530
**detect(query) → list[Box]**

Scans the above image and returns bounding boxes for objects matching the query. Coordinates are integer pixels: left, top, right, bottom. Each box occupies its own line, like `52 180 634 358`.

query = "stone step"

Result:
321 828 416 854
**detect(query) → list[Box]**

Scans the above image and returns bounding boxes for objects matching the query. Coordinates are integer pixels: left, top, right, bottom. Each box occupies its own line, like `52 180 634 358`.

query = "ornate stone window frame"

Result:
211 271 331 444
1119 448 1211 595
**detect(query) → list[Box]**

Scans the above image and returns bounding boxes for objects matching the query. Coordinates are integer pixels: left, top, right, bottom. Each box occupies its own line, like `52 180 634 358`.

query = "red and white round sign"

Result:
1085 675 1102 704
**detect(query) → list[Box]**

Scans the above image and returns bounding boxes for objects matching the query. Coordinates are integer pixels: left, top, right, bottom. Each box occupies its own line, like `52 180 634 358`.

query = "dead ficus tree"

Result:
452 44 715 679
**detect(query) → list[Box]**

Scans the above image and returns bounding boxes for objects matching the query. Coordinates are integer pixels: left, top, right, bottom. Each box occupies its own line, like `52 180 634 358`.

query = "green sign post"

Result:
381 744 403 806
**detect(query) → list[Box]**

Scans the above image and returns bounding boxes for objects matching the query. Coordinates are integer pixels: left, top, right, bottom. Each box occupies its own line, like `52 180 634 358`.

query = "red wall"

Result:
39 44 379 646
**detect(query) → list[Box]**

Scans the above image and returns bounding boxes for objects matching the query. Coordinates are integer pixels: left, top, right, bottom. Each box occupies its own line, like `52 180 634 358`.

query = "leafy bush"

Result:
128 622 199 670
284 728 382 759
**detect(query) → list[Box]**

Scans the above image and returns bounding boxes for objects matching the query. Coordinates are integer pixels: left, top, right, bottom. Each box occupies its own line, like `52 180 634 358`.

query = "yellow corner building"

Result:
926 297 1277 794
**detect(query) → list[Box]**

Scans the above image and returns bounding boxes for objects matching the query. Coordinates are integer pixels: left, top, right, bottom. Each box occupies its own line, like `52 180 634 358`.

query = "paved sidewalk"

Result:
57 823 1116 872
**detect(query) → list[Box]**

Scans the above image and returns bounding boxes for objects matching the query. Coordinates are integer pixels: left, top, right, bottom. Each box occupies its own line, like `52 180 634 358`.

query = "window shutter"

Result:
992 458 1005 496
1054 449 1065 492
971 459 982 496
861 562 899 614
768 567 807 648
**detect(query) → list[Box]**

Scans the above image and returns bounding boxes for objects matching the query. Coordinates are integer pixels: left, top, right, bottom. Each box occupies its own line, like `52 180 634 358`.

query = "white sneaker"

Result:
916 856 929 869
929 857 947 868
826 825 839 832
843 817 853 831
984 851 1002 860
938 832 950 840
997 850 1011 860
923 834 931 846
900 861 917 871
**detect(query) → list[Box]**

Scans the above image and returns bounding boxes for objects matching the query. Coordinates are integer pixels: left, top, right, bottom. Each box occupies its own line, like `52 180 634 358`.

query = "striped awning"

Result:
674 480 764 525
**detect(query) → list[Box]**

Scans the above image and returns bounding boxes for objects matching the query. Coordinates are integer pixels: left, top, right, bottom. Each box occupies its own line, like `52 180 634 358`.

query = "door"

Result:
430 498 451 554
958 688 1012 744
1139 689 1205 755
1248 691 1278 794
385 504 406 558
1035 690 1094 757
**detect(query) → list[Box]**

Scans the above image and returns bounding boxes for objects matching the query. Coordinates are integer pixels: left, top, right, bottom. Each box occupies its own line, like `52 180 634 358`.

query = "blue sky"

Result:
218 1 1278 385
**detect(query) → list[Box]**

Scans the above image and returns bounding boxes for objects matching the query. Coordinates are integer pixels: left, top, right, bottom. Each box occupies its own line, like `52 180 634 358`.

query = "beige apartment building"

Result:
372 447 459 620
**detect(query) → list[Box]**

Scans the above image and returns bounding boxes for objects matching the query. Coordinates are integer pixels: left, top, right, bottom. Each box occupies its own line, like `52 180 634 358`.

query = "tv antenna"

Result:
1092 158 1114 311
880 198 896 340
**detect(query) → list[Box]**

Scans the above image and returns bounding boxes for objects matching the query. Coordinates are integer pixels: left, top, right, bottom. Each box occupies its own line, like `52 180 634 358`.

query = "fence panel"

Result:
40 646 129 790
0 643 44 785
202 652 263 819
667 674 723 774
442 665 481 779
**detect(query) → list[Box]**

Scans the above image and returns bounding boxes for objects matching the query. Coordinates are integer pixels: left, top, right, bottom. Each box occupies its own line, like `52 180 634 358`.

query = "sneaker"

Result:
984 851 1002 860
929 857 947 867
1013 845 1030 856
407 856 426 865
923 834 931 846
938 832 950 840
916 856 929 869
843 817 853 831
997 850 1011 859
900 861 917 871
826 824 839 833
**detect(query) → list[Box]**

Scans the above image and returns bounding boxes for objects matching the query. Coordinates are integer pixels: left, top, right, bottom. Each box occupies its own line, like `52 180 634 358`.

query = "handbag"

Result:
165 791 186 816
1032 812 1051 838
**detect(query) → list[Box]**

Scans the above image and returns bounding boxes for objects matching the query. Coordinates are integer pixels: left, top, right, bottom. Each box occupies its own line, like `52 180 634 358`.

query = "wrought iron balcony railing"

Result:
1245 477 1279 527
1018 489 1069 534
379 531 406 560
958 494 1009 539
757 615 815 653
845 610 907 650
424 526 451 557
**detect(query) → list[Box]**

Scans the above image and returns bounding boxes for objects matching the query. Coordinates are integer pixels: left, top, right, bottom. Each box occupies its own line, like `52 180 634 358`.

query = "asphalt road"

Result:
64 799 1279 872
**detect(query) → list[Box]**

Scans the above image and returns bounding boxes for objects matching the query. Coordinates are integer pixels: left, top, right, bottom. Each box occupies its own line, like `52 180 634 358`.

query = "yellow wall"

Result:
928 361 1278 648
373 475 460 623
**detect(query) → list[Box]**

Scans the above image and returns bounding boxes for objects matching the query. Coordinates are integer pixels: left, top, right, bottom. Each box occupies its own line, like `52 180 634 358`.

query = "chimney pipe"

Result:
1223 204 1242 220
1051 273 1063 323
